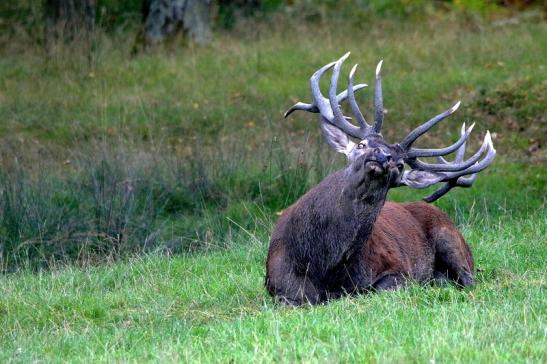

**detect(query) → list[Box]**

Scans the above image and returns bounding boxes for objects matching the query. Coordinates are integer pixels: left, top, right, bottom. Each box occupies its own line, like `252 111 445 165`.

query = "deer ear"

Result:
400 170 445 188
320 120 355 157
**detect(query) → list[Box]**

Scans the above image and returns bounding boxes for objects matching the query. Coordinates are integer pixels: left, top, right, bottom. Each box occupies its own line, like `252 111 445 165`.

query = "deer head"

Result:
285 52 496 202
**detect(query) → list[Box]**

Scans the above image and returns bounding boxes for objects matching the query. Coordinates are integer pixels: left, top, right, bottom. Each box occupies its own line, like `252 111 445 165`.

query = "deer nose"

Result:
374 148 392 164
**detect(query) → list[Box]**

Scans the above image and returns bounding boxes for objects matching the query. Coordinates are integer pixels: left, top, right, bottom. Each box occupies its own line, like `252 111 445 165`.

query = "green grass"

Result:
0 6 546 362
0 208 545 362
1 10 545 150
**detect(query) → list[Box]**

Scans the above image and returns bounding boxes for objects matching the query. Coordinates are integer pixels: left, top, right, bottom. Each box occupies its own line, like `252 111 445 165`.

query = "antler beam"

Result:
399 101 461 150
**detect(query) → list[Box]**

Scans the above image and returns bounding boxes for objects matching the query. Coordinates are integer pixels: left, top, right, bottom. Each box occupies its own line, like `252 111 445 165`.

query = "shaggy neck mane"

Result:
343 176 390 257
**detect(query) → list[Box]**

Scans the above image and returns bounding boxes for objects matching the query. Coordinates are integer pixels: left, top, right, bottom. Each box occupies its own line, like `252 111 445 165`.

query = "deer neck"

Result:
341 170 390 253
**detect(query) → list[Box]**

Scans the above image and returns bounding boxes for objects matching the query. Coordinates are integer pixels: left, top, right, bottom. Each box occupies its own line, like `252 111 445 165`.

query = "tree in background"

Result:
133 0 212 53
0 0 542 54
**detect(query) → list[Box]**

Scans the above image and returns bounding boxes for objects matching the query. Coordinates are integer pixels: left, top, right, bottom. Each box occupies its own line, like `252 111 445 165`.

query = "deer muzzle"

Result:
374 148 392 166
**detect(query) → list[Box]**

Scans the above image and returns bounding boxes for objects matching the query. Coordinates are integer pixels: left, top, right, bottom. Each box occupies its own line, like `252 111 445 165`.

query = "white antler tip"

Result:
311 61 336 81
333 52 351 72
468 122 476 132
451 101 461 113
486 130 495 148
349 64 359 78
376 60 383 78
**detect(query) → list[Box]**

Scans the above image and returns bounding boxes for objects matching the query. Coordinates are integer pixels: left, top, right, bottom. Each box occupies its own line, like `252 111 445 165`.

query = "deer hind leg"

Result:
371 272 408 291
271 274 325 306
432 228 474 287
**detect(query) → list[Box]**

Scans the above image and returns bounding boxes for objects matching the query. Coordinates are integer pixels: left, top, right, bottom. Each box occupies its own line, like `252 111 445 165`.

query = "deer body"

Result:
266 53 494 305
266 167 473 305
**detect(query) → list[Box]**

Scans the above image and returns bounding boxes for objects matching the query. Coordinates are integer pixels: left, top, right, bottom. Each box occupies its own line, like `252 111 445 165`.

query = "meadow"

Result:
0 4 546 362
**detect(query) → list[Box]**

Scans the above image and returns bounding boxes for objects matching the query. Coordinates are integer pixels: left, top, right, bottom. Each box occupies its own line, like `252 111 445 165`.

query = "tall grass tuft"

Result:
0 138 335 270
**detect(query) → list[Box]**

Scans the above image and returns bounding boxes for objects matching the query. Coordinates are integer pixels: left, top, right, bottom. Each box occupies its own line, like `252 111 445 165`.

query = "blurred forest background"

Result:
0 0 545 270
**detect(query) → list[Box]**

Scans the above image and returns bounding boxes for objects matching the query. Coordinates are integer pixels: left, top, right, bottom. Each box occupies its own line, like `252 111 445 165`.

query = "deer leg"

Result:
432 270 450 286
266 242 326 305
335 258 373 295
432 230 474 287
268 271 326 306
372 272 407 291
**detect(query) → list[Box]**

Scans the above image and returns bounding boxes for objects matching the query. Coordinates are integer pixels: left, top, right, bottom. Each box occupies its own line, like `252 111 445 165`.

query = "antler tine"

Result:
455 122 467 162
329 53 350 123
441 131 496 179
310 60 337 121
423 174 478 203
284 102 314 118
399 101 461 150
408 127 489 172
348 64 371 130
336 84 368 103
326 52 367 139
400 131 495 192
436 123 466 165
406 122 475 159
284 84 367 119
437 156 449 164
373 60 384 133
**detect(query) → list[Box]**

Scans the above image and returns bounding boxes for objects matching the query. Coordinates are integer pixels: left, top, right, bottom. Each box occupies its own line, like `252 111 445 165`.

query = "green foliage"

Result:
1 0 542 39
452 0 499 13
357 0 436 18
0 140 333 269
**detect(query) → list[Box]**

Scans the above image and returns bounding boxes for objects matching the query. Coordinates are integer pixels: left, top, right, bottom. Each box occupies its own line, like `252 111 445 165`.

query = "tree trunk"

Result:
183 0 212 44
134 0 212 53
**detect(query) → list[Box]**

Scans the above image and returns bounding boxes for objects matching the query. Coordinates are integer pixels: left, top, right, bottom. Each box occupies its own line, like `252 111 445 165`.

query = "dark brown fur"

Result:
265 153 474 305
266 200 474 305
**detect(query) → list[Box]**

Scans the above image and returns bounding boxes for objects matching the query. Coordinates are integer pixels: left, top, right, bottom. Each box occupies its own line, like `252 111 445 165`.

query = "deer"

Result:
265 53 496 306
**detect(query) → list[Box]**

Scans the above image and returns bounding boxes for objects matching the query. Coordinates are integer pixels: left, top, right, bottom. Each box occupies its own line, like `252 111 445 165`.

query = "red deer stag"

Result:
266 53 496 305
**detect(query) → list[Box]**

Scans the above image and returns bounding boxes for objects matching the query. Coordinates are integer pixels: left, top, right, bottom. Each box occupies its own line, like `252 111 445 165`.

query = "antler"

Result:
284 84 367 118
283 52 496 202
398 123 496 202
417 123 482 202
284 52 384 139
420 125 492 202
390 74 496 202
